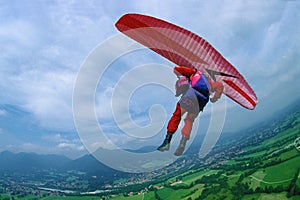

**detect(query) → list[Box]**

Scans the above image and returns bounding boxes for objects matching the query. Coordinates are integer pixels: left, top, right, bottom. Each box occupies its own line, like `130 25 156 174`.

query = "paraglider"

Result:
115 13 258 156
157 65 224 156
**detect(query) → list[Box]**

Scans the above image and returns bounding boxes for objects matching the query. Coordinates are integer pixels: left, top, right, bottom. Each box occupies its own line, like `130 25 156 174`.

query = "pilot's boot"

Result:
157 133 173 151
174 136 188 156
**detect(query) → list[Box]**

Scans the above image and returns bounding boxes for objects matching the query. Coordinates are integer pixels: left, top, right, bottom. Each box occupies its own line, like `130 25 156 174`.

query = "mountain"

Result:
125 145 157 153
0 151 71 173
0 150 128 181
67 154 127 177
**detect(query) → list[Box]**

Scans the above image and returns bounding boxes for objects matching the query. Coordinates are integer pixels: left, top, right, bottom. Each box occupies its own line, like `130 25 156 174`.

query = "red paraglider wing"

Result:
115 13 258 110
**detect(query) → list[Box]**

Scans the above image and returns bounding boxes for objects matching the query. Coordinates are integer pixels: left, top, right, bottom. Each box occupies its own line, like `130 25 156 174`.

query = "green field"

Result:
263 156 300 182
181 170 218 185
242 153 300 191
157 187 191 200
43 196 100 200
279 149 299 160
242 192 290 200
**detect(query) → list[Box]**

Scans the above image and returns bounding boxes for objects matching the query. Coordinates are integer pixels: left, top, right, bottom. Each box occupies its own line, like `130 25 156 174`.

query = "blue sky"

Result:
0 1 299 159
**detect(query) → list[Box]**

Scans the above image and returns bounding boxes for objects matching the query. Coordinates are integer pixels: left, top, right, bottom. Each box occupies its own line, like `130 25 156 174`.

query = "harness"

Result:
190 71 210 97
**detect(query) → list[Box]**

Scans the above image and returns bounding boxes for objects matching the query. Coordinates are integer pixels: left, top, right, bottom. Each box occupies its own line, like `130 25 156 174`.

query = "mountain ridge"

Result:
0 150 127 179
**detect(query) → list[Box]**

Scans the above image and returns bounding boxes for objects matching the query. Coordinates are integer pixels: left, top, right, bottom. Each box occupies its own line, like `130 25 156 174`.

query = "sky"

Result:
0 1 299 159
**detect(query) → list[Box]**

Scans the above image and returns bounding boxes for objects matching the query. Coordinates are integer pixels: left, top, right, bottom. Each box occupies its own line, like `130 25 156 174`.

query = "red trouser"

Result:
167 103 197 140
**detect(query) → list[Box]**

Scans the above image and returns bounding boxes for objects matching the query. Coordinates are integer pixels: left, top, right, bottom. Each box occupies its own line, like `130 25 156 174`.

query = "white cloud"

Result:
20 142 41 152
42 133 67 143
42 133 83 146
12 69 76 131
95 86 114 120
58 143 75 149
5 142 86 159
57 142 85 151
91 141 116 151
0 19 38 48
0 109 7 116
0 1 120 132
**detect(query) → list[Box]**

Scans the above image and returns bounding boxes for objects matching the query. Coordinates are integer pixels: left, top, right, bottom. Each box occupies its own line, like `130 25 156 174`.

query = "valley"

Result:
0 105 299 200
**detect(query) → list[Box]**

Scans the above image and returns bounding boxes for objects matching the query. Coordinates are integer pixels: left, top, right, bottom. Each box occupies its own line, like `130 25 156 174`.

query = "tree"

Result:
287 168 300 197
154 188 161 200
